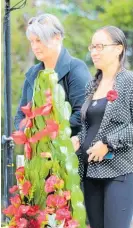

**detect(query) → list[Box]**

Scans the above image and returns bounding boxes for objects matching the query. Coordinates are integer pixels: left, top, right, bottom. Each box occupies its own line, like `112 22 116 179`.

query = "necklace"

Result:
92 100 97 106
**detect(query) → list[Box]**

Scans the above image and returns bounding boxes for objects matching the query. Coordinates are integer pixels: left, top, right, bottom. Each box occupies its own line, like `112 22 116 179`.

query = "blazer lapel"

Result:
90 70 125 142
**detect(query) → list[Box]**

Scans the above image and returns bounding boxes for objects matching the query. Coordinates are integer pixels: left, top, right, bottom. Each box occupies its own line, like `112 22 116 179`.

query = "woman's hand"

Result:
87 141 108 162
71 136 80 151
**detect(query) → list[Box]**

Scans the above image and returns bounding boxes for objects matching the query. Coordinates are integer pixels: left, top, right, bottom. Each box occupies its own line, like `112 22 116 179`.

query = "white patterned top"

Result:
77 68 133 179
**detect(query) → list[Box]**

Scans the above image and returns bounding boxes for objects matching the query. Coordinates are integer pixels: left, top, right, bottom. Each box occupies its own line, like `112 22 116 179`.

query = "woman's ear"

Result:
117 44 123 56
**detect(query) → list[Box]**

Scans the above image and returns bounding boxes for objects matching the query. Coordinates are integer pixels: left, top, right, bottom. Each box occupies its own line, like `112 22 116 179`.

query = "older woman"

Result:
14 14 91 136
72 26 133 228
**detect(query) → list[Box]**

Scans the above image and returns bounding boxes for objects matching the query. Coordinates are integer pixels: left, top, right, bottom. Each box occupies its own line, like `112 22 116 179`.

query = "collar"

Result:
26 46 72 87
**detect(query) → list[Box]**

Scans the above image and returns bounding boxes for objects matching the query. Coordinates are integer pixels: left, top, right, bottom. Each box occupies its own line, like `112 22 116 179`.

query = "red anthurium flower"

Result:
19 118 33 129
65 219 80 228
37 210 48 226
45 175 59 193
17 205 30 218
56 208 71 221
27 219 40 228
3 205 18 217
12 131 27 144
46 194 56 207
107 90 118 102
55 195 67 208
49 131 58 139
32 103 52 117
46 119 59 132
29 120 59 143
26 205 39 216
15 167 25 181
21 181 32 196
16 218 28 228
24 142 32 160
10 194 21 208
9 185 19 194
41 103 52 115
29 128 48 143
21 102 32 117
63 191 71 201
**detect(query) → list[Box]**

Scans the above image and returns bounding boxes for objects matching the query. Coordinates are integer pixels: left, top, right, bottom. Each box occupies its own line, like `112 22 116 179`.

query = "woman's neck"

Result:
43 46 61 69
102 62 121 80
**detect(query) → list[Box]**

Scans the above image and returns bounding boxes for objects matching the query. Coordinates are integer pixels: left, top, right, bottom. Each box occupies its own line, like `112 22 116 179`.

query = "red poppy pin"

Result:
107 90 118 102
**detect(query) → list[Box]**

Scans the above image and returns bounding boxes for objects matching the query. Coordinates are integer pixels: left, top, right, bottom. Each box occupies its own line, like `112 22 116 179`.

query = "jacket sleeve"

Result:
14 80 28 130
104 86 133 150
68 61 92 136
105 122 133 149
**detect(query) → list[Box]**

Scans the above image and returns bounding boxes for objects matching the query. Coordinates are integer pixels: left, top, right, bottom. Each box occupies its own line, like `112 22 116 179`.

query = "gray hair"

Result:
26 14 64 46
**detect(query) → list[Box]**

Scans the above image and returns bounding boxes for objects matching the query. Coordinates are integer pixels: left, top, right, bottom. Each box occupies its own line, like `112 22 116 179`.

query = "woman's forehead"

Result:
91 30 112 44
29 33 39 40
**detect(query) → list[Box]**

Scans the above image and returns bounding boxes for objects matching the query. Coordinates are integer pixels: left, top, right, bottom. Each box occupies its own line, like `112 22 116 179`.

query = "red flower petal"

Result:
63 191 71 201
19 118 28 130
3 205 18 217
29 128 48 143
12 131 27 144
16 218 28 228
32 103 52 117
46 194 56 207
15 167 25 181
65 219 80 228
24 142 32 160
56 208 71 221
21 102 32 117
107 90 118 102
10 194 21 208
17 205 30 217
9 185 19 194
45 175 58 193
26 205 39 216
55 195 67 208
28 219 40 228
37 210 48 225
21 181 32 196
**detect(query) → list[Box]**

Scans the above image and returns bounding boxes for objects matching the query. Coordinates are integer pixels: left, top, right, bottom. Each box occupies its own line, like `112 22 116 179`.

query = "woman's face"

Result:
29 33 59 62
90 30 122 70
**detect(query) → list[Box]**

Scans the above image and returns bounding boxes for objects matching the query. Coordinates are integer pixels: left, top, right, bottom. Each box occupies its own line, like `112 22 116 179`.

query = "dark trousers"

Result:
83 173 133 228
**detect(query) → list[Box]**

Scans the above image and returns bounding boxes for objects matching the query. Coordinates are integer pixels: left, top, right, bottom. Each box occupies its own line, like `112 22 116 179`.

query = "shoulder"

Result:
68 57 91 81
25 62 43 78
70 57 88 70
119 68 133 85
85 80 94 95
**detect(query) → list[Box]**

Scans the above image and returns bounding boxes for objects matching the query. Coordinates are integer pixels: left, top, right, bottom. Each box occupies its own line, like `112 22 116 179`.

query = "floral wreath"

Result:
3 70 86 228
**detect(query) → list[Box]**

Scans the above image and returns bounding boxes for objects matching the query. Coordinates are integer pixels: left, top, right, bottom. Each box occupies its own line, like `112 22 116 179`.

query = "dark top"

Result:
14 47 92 136
79 97 107 164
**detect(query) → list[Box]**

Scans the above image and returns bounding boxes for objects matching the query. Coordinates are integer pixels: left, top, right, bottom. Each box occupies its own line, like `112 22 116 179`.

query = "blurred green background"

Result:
1 0 133 207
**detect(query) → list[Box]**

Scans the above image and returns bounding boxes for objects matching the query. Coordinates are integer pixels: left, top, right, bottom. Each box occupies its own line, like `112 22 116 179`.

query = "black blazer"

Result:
78 68 133 179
